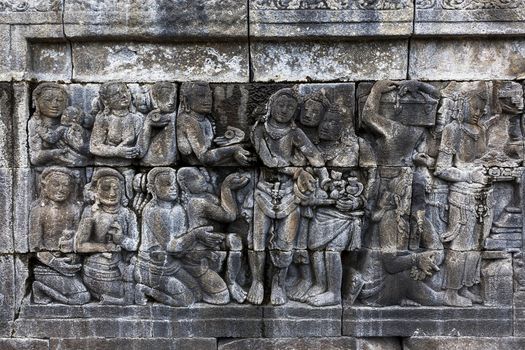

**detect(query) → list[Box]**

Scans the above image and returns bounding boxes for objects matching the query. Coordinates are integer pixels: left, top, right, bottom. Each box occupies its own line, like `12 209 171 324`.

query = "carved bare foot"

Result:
32 286 52 305
229 283 247 303
400 298 421 307
305 284 325 299
307 292 341 307
247 281 264 305
270 282 287 306
459 288 483 304
100 294 128 305
287 279 311 302
444 290 472 307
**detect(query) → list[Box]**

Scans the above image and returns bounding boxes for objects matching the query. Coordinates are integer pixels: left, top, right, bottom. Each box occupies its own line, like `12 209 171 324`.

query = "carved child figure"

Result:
176 81 251 166
30 167 90 305
171 167 249 304
60 106 91 163
76 168 139 305
135 167 198 306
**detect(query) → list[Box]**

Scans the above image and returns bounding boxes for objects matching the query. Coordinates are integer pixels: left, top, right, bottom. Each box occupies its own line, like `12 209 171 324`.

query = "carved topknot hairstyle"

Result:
32 83 68 112
41 166 77 184
261 88 300 123
146 167 177 198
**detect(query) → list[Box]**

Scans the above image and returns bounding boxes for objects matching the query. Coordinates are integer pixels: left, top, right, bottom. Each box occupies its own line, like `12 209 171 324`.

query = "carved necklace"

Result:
264 120 293 139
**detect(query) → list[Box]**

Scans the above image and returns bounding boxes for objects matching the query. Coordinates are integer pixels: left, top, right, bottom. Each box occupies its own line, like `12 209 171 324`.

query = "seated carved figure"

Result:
134 167 197 306
29 83 89 166
89 82 151 166
170 167 248 304
76 168 139 305
29 167 90 305
176 81 251 166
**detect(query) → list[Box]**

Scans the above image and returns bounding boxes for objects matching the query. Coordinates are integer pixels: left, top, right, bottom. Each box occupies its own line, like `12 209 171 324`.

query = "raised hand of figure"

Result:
416 251 440 276
469 167 489 185
108 221 124 245
117 146 139 159
233 147 253 166
296 169 316 195
224 173 249 190
398 80 422 96
336 198 357 212
53 256 82 275
214 126 245 146
195 226 224 248
58 229 76 253
373 80 397 93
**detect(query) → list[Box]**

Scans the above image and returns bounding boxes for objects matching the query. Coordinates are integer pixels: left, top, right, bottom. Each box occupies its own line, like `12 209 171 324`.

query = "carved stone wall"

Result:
2 2 525 350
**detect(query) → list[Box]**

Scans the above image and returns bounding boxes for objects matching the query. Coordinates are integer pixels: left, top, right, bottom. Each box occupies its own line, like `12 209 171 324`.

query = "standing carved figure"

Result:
30 167 90 305
176 81 251 166
135 167 197 306
29 83 89 166
76 168 139 305
249 88 328 305
435 88 493 306
172 167 248 304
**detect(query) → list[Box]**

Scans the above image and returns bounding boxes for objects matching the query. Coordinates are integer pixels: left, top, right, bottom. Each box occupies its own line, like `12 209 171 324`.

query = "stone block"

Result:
404 337 525 350
0 83 13 168
72 42 249 82
0 0 61 24
219 337 401 350
0 25 11 81
0 338 48 350
16 303 263 338
10 25 65 81
64 0 247 40
0 255 16 322
262 302 341 337
250 0 413 38
0 169 13 253
343 305 513 337
50 337 215 350
409 39 525 80
513 291 525 335
29 43 72 81
13 167 32 253
251 40 408 82
12 82 30 168
415 0 525 35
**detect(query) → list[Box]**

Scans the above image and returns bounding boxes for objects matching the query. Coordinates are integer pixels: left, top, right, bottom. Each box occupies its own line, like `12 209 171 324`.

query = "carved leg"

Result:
224 234 246 303
247 250 265 305
32 281 90 305
270 250 293 306
307 251 342 306
305 250 326 300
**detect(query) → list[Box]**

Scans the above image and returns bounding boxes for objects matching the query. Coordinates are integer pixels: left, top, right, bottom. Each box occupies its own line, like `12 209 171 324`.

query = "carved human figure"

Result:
249 88 328 305
176 81 251 166
356 171 447 306
171 167 249 304
140 82 178 166
134 167 197 306
60 106 91 163
435 89 494 306
76 168 139 304
29 83 89 166
29 167 90 305
361 80 440 166
89 82 151 166
305 173 365 306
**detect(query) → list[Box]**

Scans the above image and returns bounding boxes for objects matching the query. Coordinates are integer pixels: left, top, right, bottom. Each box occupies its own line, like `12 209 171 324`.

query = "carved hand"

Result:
233 147 253 166
416 251 440 276
108 221 124 244
195 226 224 247
116 146 139 159
398 80 421 96
224 173 249 190
296 169 316 194
373 80 397 94
336 198 357 212
52 257 82 275
469 167 489 185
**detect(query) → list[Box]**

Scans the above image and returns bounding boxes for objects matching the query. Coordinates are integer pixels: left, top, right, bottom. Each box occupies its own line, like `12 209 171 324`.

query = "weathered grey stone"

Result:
343 305 513 336
250 0 413 38
63 0 247 40
0 338 48 350
415 0 525 35
13 167 32 253
0 0 61 24
0 169 13 253
29 43 72 82
12 82 30 168
404 337 525 350
262 302 341 337
0 255 15 322
513 291 525 335
15 304 263 338
50 337 215 350
72 42 249 82
10 25 65 81
219 337 401 350
0 26 11 81
251 40 408 82
409 39 525 80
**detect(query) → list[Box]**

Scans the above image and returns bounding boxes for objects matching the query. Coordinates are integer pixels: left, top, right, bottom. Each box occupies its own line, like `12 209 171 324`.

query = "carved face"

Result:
133 92 150 114
184 169 211 194
37 88 67 118
154 85 177 113
271 95 298 124
154 172 178 201
301 99 324 126
96 176 122 207
42 172 72 203
318 111 343 141
105 84 131 112
188 84 212 114
61 107 83 126
465 95 486 125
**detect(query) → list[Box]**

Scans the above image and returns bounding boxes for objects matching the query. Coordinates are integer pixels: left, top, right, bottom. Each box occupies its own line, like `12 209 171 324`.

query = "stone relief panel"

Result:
21 79 524 314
